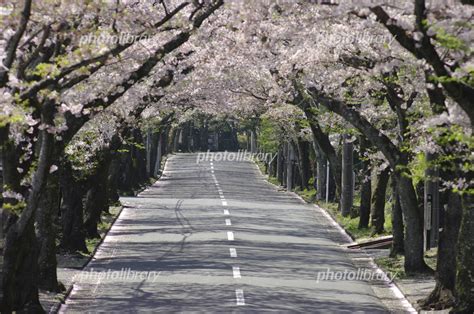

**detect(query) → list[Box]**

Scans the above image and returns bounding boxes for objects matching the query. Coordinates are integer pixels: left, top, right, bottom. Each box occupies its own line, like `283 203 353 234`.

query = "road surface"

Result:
61 153 398 313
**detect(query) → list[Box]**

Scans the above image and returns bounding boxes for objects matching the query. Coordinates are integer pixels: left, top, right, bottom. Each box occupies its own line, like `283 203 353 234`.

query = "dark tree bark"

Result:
341 135 354 217
181 122 190 152
200 123 209 151
455 192 474 312
108 155 121 205
314 147 327 201
282 143 287 187
2 101 55 313
296 139 310 190
358 137 371 229
420 191 461 309
276 145 284 184
60 161 88 254
153 133 163 177
286 142 294 191
84 155 110 239
390 175 405 257
132 129 148 185
397 173 430 273
306 114 342 201
370 165 390 235
36 171 62 292
250 129 258 153
2 214 42 313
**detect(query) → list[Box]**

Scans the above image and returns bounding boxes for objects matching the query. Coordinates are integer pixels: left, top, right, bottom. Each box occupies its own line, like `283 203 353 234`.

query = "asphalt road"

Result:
61 153 393 313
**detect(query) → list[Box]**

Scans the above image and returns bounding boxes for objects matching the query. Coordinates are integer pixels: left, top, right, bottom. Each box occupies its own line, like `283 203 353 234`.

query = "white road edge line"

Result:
225 218 232 226
232 266 241 278
230 247 237 257
227 231 234 241
235 289 245 305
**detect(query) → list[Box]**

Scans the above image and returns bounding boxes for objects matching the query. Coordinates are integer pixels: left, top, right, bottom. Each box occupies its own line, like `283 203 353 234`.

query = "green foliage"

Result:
317 200 393 242
258 117 280 153
2 201 26 216
31 63 60 78
409 152 428 188
0 113 23 128
434 27 470 52
297 188 317 202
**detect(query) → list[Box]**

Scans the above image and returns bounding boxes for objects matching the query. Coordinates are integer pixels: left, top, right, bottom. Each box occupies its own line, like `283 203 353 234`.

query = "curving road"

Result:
61 153 401 313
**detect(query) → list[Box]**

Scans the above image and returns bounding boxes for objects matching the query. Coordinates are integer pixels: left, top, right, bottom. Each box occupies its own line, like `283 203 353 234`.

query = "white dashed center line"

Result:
235 289 245 305
209 162 244 307
232 267 241 278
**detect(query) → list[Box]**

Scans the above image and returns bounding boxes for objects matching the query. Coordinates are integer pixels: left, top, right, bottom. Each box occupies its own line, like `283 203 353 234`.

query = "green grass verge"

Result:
315 199 393 242
85 206 122 256
254 161 393 242
375 249 437 279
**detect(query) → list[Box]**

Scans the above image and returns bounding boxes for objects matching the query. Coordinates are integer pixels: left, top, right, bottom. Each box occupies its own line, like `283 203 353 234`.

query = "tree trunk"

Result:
282 143 288 186
84 156 110 239
2 215 43 313
199 124 208 151
359 172 372 229
277 145 284 184
181 123 189 152
286 142 294 191
420 190 461 309
306 114 342 201
250 129 257 154
390 175 405 256
60 161 88 254
108 155 121 205
316 152 327 201
1 101 56 313
370 165 390 235
397 173 431 273
153 133 163 177
454 192 474 312
36 171 62 292
133 129 148 184
358 136 371 228
146 129 152 176
341 135 354 217
296 139 310 190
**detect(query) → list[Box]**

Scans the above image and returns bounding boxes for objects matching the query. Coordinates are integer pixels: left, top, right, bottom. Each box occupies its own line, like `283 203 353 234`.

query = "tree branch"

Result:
0 0 33 87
